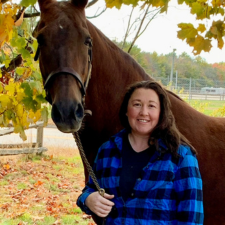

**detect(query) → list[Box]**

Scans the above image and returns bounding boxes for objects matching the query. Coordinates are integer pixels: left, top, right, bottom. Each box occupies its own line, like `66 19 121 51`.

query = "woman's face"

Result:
126 88 161 137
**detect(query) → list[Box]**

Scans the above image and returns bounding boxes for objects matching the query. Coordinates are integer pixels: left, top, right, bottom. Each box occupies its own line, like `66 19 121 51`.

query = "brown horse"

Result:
36 0 225 224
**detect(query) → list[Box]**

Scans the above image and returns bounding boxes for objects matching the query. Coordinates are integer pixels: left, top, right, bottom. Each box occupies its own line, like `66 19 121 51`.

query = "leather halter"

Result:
34 42 92 105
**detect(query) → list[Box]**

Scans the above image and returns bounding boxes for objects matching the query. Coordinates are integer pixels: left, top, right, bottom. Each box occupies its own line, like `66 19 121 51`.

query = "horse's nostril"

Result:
75 103 84 119
51 104 62 123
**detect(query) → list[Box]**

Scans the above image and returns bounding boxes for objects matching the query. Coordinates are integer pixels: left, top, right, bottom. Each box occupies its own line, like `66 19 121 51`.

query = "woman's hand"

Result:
85 192 115 217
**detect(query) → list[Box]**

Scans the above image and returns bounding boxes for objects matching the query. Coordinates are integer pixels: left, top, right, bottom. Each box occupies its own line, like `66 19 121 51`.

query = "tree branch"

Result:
24 12 40 18
122 7 134 50
138 8 161 38
128 4 150 53
1 0 10 4
86 0 99 8
86 7 107 19
1 54 23 76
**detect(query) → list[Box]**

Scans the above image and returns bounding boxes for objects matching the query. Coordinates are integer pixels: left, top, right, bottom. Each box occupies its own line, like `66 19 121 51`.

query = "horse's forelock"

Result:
38 0 57 12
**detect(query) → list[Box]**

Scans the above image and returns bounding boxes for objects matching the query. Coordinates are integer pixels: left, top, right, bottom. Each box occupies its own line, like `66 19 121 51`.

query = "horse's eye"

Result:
84 37 92 47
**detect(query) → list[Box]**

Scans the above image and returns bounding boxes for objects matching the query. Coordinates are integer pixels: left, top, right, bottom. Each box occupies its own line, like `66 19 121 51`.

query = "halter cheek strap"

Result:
34 42 93 105
44 67 86 96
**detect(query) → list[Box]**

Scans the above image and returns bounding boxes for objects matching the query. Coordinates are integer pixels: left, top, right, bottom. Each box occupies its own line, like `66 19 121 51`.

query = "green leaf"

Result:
22 96 38 111
4 55 11 68
191 2 205 18
35 94 47 103
19 0 37 7
16 67 27 76
20 82 33 96
18 48 30 59
11 36 27 49
32 71 42 81
30 81 42 92
4 109 14 120
17 37 27 48
41 106 49 126
0 50 5 62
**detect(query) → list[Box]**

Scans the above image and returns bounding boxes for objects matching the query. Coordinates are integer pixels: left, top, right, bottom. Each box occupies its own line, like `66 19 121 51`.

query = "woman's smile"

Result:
126 88 161 137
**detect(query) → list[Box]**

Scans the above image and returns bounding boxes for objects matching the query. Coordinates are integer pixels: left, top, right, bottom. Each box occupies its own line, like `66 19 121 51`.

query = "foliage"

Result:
107 0 225 55
114 40 225 83
0 1 48 140
210 104 225 117
0 153 95 225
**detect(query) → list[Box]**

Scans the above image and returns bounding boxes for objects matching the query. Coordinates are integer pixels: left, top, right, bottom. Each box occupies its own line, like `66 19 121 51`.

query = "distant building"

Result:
200 87 225 95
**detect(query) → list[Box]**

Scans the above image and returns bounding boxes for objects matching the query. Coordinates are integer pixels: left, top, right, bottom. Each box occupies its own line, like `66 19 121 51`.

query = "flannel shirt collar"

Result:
111 129 168 162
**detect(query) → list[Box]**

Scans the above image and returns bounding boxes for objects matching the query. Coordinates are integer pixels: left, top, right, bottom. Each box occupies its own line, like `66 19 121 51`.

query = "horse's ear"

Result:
38 0 55 11
71 0 88 8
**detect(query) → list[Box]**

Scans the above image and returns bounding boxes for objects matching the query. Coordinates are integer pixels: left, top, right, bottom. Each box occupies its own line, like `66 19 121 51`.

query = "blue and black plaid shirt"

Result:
77 129 204 225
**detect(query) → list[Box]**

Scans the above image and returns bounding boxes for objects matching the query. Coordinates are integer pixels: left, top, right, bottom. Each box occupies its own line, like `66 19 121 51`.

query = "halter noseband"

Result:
34 42 92 105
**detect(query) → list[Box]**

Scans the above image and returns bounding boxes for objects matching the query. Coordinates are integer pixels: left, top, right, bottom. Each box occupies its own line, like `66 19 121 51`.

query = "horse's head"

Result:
36 0 91 133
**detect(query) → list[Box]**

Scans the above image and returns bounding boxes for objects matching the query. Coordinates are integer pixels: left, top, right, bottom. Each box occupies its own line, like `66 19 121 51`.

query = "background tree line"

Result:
115 40 225 84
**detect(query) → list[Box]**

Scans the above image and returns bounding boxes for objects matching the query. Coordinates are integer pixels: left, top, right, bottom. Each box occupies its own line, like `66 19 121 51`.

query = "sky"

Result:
85 0 225 64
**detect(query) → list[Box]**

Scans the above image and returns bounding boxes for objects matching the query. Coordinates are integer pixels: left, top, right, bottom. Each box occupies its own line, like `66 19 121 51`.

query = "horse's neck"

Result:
87 21 150 82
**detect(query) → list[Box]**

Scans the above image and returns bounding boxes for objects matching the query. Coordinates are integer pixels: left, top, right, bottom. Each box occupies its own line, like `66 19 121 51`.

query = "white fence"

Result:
0 121 47 155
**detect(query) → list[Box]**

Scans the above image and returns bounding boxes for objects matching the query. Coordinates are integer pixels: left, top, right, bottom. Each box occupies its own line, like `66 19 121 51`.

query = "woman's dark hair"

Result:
119 80 196 157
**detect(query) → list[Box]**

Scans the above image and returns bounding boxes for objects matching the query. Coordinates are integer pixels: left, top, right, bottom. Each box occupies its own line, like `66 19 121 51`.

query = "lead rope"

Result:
73 132 106 225
72 132 105 196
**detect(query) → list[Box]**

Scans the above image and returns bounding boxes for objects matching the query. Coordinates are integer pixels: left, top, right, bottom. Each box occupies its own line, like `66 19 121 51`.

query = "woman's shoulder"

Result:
177 144 196 158
98 129 128 155
176 144 199 168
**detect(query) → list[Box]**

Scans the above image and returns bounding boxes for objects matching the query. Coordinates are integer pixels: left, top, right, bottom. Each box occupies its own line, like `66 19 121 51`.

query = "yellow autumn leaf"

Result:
210 20 224 49
0 114 3 126
16 91 25 102
192 35 212 55
0 83 3 93
0 14 14 46
105 0 123 9
15 104 24 118
0 94 12 109
177 23 198 40
14 124 27 141
29 109 41 123
21 111 30 128
5 80 16 96
3 111 10 126
191 2 206 19
197 24 206 33
212 0 223 7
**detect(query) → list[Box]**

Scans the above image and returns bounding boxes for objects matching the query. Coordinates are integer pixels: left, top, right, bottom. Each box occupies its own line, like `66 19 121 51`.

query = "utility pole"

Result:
170 48 176 85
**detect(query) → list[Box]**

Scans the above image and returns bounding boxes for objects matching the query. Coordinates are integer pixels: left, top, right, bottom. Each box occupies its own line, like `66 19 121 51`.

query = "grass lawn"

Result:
0 145 96 225
183 99 225 116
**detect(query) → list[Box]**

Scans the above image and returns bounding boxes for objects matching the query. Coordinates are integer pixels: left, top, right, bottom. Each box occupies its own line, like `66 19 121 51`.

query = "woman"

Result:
77 81 204 225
